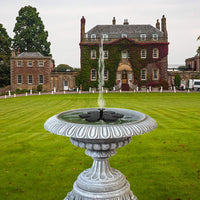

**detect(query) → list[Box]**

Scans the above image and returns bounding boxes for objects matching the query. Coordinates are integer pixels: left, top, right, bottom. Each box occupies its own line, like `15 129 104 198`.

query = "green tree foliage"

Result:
0 24 11 87
178 65 186 71
56 64 73 72
12 6 51 56
174 74 181 89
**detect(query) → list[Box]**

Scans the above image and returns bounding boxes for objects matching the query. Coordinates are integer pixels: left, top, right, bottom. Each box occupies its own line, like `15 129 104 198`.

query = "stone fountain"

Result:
44 107 157 200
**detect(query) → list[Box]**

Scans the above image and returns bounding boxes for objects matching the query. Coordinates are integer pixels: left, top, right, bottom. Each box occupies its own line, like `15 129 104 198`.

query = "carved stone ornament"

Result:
44 108 157 200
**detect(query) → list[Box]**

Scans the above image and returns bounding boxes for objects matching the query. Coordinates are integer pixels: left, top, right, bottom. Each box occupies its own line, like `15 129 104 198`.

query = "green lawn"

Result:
0 93 200 200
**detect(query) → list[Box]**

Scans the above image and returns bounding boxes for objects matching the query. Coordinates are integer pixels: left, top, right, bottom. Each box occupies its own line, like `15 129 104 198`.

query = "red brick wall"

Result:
11 57 53 91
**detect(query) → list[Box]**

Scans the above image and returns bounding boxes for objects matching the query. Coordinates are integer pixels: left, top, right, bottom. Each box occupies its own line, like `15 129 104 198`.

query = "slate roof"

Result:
86 25 164 39
18 52 44 58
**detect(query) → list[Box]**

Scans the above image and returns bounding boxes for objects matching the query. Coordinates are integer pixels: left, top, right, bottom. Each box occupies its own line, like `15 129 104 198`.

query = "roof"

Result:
86 24 164 39
18 52 44 58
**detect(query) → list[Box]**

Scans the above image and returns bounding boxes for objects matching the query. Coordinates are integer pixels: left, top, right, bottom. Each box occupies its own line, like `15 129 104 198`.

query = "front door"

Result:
122 71 127 84
64 81 68 90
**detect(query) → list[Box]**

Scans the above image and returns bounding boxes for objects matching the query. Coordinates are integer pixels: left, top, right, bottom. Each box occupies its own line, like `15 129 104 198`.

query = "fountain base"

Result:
65 138 138 200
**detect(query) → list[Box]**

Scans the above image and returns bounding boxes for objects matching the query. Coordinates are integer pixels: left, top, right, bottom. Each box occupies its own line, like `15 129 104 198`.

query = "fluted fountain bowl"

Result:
44 108 157 200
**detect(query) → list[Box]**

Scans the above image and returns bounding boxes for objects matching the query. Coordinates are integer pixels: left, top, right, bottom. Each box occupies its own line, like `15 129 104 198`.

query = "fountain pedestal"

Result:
44 108 157 200
66 137 136 200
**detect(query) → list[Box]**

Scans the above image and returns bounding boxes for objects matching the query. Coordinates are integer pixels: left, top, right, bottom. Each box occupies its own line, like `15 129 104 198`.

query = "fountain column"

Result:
66 137 137 200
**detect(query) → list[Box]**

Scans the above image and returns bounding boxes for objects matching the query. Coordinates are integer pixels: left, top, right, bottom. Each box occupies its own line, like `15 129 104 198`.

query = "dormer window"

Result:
152 34 158 41
140 34 146 41
91 34 96 40
121 34 127 38
103 34 108 40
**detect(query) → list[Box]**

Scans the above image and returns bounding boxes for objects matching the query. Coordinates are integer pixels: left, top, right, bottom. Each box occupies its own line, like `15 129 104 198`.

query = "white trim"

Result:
141 49 147 59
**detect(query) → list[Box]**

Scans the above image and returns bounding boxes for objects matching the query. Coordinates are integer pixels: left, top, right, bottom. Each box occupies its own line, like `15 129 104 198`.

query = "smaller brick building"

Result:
185 55 200 71
10 51 79 92
10 52 53 91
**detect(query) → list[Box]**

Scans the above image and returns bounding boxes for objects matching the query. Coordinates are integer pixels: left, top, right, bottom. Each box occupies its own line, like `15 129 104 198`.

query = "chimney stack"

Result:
80 16 86 42
123 19 129 25
112 17 116 25
156 19 160 30
161 15 168 38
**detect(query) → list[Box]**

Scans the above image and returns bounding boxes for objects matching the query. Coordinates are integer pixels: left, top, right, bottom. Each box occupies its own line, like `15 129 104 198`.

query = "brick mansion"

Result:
10 16 200 92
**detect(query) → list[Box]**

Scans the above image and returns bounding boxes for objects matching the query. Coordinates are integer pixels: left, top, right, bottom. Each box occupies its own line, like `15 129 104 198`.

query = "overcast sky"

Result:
1 0 200 68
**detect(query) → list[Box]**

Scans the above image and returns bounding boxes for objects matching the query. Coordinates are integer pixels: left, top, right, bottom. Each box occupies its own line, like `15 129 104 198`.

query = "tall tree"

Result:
12 5 51 56
0 24 11 87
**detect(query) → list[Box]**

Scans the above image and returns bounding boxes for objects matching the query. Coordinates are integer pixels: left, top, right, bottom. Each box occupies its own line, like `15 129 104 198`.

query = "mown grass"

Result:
0 93 200 200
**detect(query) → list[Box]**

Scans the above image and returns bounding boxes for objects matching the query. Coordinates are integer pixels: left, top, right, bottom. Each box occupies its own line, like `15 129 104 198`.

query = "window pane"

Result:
122 50 127 58
17 61 22 67
104 50 108 59
18 75 22 84
140 34 146 40
39 75 43 84
38 61 43 67
153 69 158 80
104 70 108 80
28 75 33 84
103 34 108 40
141 49 146 58
91 50 96 59
28 61 33 67
121 34 127 38
128 73 132 80
117 73 121 80
91 69 96 80
141 70 146 80
153 34 158 40
153 49 159 58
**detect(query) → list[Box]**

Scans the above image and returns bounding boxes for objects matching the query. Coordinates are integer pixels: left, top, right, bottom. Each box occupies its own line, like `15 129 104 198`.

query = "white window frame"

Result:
152 34 158 41
39 75 44 84
28 75 33 84
121 34 127 38
104 50 108 59
122 50 128 58
38 61 44 67
141 49 147 59
117 73 121 80
104 70 109 81
153 69 159 80
91 34 96 40
17 61 22 67
91 69 97 81
141 69 147 80
91 50 96 59
103 34 108 41
28 61 33 67
140 34 146 41
153 48 159 58
17 75 22 84
128 73 132 80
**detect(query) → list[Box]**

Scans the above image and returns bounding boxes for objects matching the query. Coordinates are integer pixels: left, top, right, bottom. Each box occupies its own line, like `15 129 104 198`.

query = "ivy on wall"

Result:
77 38 168 90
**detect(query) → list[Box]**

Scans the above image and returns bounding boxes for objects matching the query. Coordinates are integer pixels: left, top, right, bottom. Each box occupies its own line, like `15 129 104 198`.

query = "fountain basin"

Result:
44 108 157 200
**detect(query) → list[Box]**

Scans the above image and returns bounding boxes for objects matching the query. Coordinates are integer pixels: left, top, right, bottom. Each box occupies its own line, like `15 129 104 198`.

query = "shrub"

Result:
37 85 43 92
